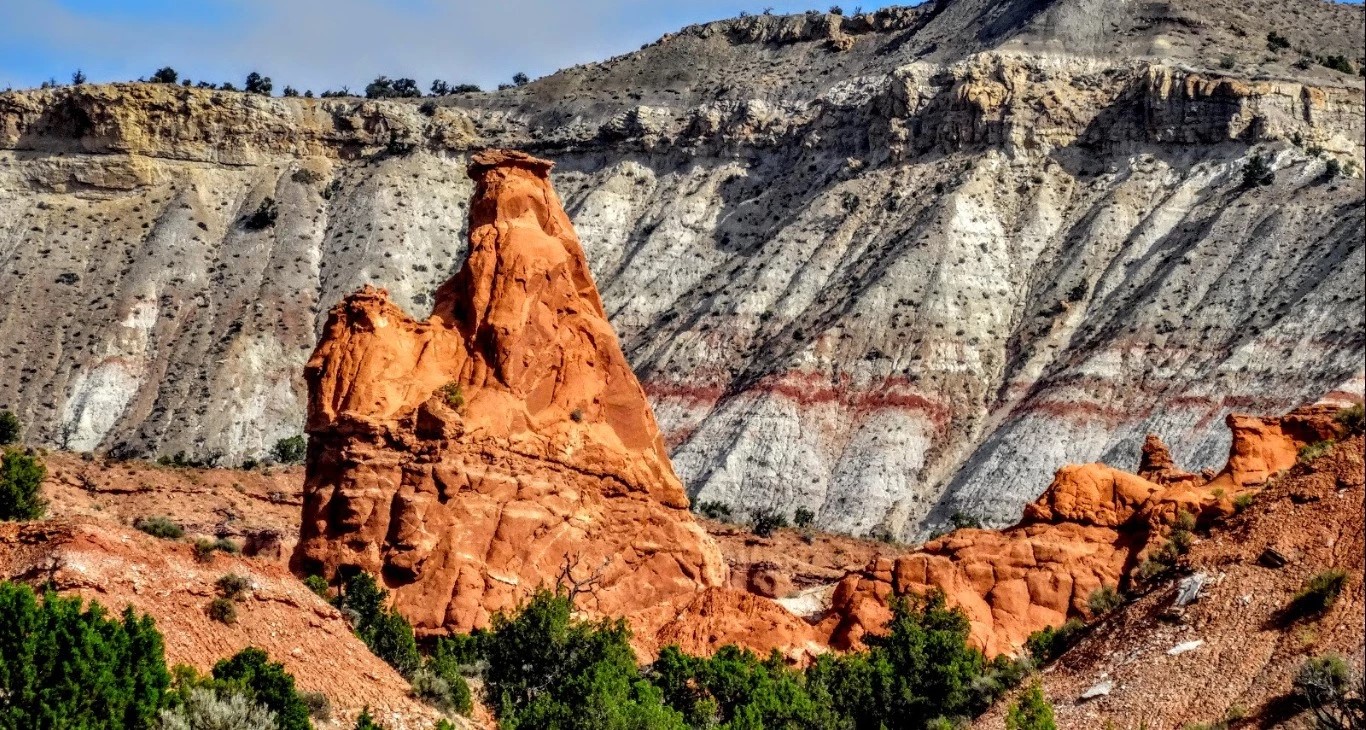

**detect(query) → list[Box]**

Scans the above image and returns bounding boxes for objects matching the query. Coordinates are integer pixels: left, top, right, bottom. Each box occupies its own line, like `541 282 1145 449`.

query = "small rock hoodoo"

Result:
292 150 727 639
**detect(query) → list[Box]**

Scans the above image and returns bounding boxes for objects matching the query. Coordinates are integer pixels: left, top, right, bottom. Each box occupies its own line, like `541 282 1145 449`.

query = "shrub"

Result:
271 435 307 464
1233 492 1256 513
354 706 386 729
433 631 486 668
1299 440 1336 463
794 507 815 528
430 80 452 96
512 72 530 87
300 690 333 720
290 168 324 185
440 382 465 409
159 686 277 730
151 66 179 83
303 574 330 599
208 597 239 625
1242 155 1274 188
0 409 20 444
243 198 278 230
281 85 299 97
135 515 185 539
951 511 984 530
194 538 218 562
211 647 313 730
1219 55 1236 70
411 665 473 716
0 581 170 728
71 68 87 85
0 448 46 521
1005 686 1054 730
1025 618 1085 664
652 644 836 728
696 500 732 520
217 573 252 601
483 589 686 729
214 537 241 555
244 71 272 95
1294 654 1364 728
829 5 844 14
1326 158 1343 179
808 590 1015 726
1318 55 1355 74
423 641 476 715
1337 404 1364 436
453 83 481 93
1006 682 1056 730
365 76 420 99
1287 568 1349 619
1266 31 1291 51
750 509 788 537
1087 586 1123 615
338 572 422 676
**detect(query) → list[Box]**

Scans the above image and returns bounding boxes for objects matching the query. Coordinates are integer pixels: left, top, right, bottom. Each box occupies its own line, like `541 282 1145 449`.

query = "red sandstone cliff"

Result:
292 150 804 656
820 406 1349 657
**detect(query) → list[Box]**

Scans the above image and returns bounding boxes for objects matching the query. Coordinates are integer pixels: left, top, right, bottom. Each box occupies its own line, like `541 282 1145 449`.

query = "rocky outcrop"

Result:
819 406 1350 656
292 150 735 649
971 432 1365 729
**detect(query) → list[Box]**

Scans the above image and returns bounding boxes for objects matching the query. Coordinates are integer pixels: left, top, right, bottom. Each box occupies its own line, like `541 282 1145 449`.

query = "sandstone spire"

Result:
293 149 726 635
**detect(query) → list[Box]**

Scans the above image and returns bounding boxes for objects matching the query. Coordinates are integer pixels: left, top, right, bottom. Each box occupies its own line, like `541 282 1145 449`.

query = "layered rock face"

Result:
1 0 1363 540
820 406 1348 656
292 150 730 643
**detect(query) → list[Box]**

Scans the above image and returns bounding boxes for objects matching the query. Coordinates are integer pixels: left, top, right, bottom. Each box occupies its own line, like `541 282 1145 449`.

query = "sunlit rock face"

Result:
292 150 729 646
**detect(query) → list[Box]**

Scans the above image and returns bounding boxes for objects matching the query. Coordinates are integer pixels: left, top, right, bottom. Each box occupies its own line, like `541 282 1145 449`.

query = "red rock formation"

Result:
293 150 729 645
648 587 823 663
1137 434 1200 487
819 406 1347 657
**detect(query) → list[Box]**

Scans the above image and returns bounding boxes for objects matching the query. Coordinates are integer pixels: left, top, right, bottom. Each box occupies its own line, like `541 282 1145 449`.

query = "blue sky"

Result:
0 0 906 93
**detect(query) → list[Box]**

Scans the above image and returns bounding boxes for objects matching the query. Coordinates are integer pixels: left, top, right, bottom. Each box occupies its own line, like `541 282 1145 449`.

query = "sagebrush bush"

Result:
1299 440 1336 463
135 515 185 539
1337 404 1364 436
216 574 252 601
1087 586 1123 615
300 690 333 721
209 648 313 730
208 597 238 625
1294 654 1364 727
1287 568 1349 619
158 687 277 730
